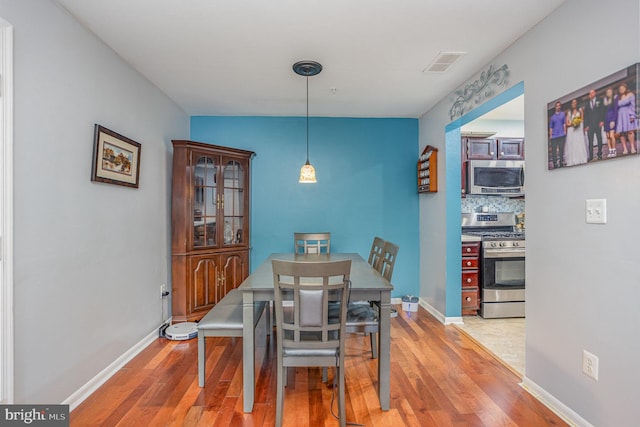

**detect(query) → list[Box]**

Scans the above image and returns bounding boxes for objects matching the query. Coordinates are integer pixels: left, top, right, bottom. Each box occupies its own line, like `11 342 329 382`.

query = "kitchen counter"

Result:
462 233 482 242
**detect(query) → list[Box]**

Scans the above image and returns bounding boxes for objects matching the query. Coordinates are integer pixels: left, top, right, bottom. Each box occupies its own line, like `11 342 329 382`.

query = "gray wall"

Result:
2 0 188 403
419 0 640 424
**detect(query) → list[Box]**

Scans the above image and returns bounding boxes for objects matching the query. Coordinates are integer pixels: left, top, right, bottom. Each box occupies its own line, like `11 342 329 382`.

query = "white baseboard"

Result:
444 316 464 325
62 327 161 411
419 298 445 323
418 298 463 325
520 376 593 427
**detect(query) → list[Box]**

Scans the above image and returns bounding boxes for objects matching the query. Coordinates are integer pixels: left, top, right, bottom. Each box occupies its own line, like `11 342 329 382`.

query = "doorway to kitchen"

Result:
444 82 525 376
459 94 525 375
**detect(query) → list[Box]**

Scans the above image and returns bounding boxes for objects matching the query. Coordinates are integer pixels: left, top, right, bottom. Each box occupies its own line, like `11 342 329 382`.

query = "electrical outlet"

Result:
582 350 599 381
160 284 166 299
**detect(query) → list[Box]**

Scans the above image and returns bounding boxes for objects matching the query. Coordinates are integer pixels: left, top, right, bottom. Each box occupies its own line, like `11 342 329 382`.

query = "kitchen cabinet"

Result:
461 241 481 315
171 140 254 322
466 137 496 160
465 137 524 160
496 138 525 160
461 140 468 197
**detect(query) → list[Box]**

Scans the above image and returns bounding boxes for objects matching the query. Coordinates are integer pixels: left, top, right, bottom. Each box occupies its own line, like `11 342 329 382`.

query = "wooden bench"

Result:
198 289 269 387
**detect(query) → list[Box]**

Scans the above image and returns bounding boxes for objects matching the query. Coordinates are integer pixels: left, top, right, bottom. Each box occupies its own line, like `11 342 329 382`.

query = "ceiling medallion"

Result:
293 60 323 77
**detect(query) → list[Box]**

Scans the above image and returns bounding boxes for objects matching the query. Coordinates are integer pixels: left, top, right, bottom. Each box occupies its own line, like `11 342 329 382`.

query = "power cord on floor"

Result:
330 353 365 426
159 288 170 338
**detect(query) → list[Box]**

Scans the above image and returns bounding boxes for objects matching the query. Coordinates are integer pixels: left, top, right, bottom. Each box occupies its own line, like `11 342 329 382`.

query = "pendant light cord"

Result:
292 60 321 178
306 75 310 162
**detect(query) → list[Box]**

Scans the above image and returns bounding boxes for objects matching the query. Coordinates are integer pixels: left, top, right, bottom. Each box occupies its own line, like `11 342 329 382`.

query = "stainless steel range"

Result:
462 212 525 318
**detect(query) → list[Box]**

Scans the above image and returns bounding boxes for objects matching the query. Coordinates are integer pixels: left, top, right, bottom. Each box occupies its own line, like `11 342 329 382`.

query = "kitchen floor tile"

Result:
455 316 525 376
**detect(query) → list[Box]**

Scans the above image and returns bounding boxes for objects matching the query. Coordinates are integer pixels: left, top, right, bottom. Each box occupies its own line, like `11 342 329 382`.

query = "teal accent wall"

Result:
444 81 524 317
190 116 419 298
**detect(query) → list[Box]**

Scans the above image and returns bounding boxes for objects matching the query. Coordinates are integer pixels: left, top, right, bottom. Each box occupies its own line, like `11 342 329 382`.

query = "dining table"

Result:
239 252 393 412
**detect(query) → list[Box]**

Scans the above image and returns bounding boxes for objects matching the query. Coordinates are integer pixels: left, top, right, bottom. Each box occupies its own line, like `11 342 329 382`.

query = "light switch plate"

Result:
585 199 607 224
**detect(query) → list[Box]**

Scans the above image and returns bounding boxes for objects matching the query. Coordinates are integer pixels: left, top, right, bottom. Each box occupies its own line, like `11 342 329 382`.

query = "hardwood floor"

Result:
71 307 567 426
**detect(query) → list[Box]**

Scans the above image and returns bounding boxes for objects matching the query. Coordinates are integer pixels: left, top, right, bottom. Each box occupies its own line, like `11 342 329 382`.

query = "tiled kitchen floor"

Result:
456 316 525 376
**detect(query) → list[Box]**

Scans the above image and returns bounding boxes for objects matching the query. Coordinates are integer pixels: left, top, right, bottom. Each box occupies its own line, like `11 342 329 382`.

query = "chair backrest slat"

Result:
368 236 385 273
380 241 399 282
294 232 331 254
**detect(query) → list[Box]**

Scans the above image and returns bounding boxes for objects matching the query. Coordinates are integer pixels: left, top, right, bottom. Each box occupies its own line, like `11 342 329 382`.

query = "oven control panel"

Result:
476 214 498 222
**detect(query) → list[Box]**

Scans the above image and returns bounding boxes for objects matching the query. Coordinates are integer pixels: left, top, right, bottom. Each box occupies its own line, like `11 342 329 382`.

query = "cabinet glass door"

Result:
222 158 245 246
193 154 218 248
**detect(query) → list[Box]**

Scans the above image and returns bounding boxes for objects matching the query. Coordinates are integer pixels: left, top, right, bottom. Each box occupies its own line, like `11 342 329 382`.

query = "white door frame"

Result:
0 17 14 404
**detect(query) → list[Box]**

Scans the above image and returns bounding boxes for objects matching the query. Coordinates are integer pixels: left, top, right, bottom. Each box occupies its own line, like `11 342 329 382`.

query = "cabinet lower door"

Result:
182 251 249 321
189 254 221 316
219 251 249 299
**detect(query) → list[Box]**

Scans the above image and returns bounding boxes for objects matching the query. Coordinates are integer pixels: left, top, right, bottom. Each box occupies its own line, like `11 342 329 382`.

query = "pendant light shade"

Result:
293 60 322 183
299 161 317 183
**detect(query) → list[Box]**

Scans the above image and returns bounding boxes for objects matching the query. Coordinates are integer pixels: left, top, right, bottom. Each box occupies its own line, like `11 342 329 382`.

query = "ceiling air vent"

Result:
423 51 466 73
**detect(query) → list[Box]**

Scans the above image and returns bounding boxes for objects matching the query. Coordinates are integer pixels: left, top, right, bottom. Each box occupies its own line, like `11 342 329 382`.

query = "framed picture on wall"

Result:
547 63 639 170
91 124 141 188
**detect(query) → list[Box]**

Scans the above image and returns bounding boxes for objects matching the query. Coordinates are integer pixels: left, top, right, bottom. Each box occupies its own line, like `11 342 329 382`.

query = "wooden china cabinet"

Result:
171 140 254 323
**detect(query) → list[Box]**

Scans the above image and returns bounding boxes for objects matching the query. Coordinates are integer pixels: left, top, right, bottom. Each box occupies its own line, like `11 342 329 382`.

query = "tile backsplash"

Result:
461 196 525 214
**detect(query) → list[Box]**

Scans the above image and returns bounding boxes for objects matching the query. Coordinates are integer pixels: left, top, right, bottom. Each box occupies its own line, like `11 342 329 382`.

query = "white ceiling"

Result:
55 0 566 118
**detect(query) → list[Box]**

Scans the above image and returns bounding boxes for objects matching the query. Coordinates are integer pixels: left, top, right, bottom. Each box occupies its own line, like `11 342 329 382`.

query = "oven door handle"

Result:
483 250 525 259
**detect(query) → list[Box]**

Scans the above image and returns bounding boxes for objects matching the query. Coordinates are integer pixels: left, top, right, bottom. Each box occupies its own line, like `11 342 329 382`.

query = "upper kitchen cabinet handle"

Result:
500 152 505 156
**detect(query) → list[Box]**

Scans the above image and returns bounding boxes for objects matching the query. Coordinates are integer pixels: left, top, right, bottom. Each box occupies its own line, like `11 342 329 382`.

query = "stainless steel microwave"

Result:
467 160 525 196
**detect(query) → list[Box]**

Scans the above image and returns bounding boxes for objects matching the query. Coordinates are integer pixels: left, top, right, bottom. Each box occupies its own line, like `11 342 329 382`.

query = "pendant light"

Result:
293 60 322 183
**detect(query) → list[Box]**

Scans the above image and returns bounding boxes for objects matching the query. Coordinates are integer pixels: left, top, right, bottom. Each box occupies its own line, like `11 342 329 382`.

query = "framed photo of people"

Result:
547 63 638 170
